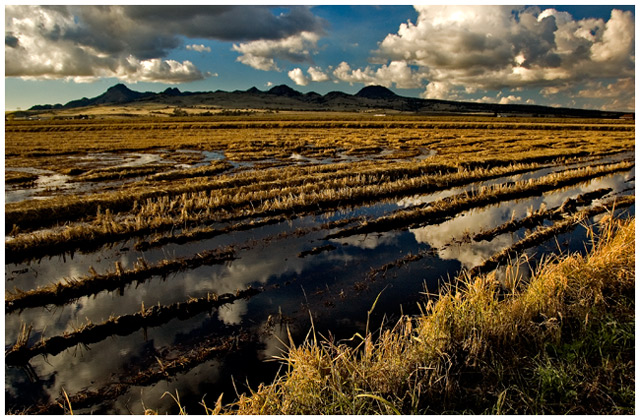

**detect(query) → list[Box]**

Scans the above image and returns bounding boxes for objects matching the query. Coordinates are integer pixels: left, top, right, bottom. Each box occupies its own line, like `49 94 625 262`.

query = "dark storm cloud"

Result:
121 5 327 41
511 12 562 68
50 5 327 59
52 6 180 59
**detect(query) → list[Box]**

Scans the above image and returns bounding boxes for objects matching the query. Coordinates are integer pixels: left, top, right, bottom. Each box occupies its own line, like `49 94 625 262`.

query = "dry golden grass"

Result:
5 116 633 170
5 115 634 263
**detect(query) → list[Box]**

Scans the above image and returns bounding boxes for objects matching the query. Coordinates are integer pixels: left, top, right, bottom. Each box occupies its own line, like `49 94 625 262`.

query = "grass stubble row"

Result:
4 160 541 262
470 188 614 242
6 116 634 135
466 194 635 278
326 160 634 239
17 332 247 415
5 159 633 264
5 285 261 366
5 246 236 313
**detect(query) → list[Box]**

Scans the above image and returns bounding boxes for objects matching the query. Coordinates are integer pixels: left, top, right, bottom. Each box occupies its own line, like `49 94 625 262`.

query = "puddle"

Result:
122 153 164 167
289 153 326 166
202 150 226 162
5 170 72 203
6 174 135 203
6 150 234 203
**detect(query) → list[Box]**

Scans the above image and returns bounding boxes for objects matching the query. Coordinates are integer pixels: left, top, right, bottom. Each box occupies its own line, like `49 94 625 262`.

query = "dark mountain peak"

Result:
62 97 92 109
245 87 262 94
268 84 302 97
107 83 133 93
98 84 145 104
356 85 398 99
303 91 324 104
162 87 181 96
324 90 351 99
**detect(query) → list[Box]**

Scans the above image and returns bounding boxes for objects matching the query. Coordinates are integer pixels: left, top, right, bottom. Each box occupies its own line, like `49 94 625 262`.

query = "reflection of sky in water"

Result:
6 152 171 203
5 171 71 203
5 165 635 414
6 150 230 203
9 169 632 342
408 169 634 269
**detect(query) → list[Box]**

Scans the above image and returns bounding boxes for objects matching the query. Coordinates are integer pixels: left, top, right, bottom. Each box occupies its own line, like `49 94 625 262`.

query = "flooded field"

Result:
4 115 635 414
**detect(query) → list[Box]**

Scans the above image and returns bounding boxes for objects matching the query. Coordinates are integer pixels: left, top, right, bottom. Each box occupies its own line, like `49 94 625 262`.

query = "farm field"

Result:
4 114 635 414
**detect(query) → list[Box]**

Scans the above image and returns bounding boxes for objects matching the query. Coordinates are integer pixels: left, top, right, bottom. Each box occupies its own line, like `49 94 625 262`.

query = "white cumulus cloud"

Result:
307 66 330 82
423 81 457 100
115 56 207 84
288 67 310 86
332 61 377 85
186 44 211 53
332 61 425 89
498 95 522 105
289 66 330 85
232 31 321 71
371 6 634 103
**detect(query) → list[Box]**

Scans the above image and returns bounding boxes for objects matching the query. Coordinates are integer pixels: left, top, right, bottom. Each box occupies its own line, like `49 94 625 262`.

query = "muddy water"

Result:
4 161 635 414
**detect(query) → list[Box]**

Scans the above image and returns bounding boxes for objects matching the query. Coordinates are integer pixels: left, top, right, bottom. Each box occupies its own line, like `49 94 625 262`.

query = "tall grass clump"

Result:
225 215 634 415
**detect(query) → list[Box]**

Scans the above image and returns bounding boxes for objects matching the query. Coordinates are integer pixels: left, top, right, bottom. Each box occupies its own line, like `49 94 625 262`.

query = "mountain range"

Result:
29 83 627 118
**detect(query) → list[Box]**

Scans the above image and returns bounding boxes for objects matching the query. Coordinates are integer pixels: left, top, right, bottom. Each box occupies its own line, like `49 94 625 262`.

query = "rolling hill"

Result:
28 83 628 118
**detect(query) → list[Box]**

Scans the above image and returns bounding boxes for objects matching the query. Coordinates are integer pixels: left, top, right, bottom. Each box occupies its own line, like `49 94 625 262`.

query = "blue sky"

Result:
5 5 635 111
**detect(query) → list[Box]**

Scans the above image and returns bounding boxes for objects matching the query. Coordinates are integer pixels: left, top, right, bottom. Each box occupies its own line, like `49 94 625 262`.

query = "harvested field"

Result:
4 114 634 414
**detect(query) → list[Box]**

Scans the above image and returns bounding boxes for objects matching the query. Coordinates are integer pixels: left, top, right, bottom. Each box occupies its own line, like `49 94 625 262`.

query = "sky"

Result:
4 4 636 112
